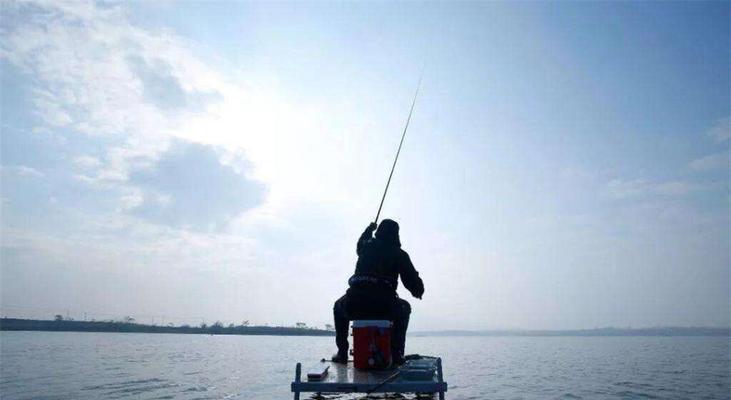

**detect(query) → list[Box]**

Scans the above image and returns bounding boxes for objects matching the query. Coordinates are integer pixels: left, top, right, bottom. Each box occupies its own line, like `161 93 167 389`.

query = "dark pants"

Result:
333 289 411 360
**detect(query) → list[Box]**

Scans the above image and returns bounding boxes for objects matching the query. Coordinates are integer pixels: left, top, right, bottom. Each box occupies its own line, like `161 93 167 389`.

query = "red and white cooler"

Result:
351 320 392 369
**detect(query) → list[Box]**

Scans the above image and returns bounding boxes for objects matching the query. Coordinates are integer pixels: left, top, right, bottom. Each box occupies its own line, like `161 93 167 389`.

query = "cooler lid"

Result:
352 320 391 328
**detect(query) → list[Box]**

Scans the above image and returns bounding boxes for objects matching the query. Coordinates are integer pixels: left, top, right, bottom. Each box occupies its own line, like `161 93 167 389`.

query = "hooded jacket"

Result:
349 220 425 299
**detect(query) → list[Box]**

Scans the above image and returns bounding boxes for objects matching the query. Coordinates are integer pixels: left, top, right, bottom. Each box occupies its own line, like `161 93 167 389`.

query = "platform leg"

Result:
294 363 301 400
437 358 445 400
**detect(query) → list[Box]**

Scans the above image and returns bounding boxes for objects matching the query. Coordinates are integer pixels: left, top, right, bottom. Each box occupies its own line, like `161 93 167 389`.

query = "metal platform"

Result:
291 357 447 399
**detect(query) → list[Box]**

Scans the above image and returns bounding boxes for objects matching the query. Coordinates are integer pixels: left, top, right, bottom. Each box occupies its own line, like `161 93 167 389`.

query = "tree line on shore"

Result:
0 317 334 336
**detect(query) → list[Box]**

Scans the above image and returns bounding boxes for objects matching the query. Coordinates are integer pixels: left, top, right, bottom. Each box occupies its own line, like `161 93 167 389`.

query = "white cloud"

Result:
1 165 45 178
653 181 693 196
118 188 143 211
602 178 695 200
603 179 648 199
0 1 366 325
127 140 265 230
689 152 729 171
1 0 363 223
73 155 101 169
708 116 730 143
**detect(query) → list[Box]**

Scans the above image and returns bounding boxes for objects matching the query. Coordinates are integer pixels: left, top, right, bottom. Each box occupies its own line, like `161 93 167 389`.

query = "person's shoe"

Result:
331 352 348 364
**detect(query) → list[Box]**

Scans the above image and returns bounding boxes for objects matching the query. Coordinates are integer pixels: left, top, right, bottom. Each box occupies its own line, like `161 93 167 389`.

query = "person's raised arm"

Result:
357 222 377 256
399 251 424 299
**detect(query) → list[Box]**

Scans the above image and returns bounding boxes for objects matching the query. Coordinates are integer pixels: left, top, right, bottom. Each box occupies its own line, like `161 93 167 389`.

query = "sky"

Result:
0 0 729 331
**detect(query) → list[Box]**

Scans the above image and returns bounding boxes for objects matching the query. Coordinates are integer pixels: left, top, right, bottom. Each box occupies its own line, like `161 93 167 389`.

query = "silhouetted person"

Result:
332 219 424 365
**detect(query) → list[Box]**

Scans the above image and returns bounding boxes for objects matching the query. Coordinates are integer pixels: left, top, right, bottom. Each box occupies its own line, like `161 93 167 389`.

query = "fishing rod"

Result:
373 71 424 224
366 367 403 394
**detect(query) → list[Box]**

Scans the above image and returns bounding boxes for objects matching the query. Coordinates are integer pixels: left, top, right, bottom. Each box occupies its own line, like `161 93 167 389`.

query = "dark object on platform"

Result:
306 363 329 381
291 356 447 400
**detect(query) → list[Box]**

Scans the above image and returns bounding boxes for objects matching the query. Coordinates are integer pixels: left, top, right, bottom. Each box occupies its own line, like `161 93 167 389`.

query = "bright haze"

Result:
1 1 729 331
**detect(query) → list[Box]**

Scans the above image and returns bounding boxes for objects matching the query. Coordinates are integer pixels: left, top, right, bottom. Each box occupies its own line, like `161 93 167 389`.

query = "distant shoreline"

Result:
411 327 731 337
0 318 334 336
2 318 728 337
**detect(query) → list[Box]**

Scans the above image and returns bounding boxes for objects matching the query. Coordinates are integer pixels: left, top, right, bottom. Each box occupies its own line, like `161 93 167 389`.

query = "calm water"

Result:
0 332 729 399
